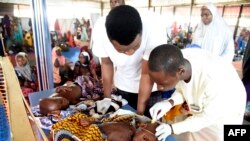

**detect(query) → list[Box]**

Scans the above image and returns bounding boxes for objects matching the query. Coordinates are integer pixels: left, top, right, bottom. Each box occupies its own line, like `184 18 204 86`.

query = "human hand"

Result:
155 123 172 141
96 98 112 114
150 100 172 121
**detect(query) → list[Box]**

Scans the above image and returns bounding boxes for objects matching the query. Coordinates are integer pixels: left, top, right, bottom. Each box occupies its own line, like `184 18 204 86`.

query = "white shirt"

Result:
171 48 246 141
92 12 167 93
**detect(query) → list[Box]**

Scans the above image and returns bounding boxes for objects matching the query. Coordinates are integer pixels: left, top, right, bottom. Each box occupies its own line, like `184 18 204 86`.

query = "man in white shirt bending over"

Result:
92 5 167 116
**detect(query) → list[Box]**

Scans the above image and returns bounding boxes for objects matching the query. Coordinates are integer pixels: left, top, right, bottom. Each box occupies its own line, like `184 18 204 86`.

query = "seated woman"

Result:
74 52 102 99
52 46 73 87
74 26 89 49
15 52 37 96
73 51 98 81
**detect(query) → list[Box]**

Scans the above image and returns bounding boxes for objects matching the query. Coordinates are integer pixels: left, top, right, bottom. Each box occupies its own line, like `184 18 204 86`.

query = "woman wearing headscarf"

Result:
73 51 97 80
15 52 36 82
192 4 234 62
52 46 73 86
15 52 37 96
73 51 102 99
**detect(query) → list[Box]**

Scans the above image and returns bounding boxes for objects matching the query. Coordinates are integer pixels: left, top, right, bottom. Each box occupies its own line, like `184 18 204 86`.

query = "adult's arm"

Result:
101 57 114 98
137 59 154 115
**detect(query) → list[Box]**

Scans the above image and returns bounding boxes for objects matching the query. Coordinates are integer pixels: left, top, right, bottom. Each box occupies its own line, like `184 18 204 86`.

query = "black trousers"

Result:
116 88 162 118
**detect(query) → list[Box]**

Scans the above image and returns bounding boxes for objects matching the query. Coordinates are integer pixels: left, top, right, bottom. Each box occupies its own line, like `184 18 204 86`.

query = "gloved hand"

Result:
111 94 128 106
150 100 172 121
155 123 172 141
96 98 112 115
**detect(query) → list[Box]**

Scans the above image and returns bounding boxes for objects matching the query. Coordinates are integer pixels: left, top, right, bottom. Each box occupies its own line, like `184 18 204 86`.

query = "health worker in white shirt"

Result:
148 45 246 141
92 5 167 116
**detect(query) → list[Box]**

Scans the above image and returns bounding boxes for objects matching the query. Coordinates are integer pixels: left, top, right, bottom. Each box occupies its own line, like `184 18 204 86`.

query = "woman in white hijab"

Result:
15 52 38 95
192 4 235 62
15 52 35 82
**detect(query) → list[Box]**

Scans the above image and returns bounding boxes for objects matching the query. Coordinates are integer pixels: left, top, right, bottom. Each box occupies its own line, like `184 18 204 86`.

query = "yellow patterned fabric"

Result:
52 113 103 141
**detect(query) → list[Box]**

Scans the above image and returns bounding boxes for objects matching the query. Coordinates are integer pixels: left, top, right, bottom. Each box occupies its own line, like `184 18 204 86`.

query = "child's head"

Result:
79 51 90 64
39 97 70 116
133 122 158 141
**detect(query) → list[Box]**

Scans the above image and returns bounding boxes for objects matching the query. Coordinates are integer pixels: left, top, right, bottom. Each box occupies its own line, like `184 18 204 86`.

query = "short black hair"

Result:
105 5 142 45
148 44 184 75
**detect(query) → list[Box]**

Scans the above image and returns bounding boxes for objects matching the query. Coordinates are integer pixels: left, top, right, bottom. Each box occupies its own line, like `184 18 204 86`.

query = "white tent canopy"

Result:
0 0 249 38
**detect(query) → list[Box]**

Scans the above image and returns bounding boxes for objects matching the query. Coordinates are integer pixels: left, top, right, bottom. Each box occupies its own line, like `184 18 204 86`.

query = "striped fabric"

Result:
0 58 11 141
0 62 10 122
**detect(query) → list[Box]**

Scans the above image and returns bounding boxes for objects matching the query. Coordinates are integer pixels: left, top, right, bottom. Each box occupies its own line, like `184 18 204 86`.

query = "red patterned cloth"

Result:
21 87 33 97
